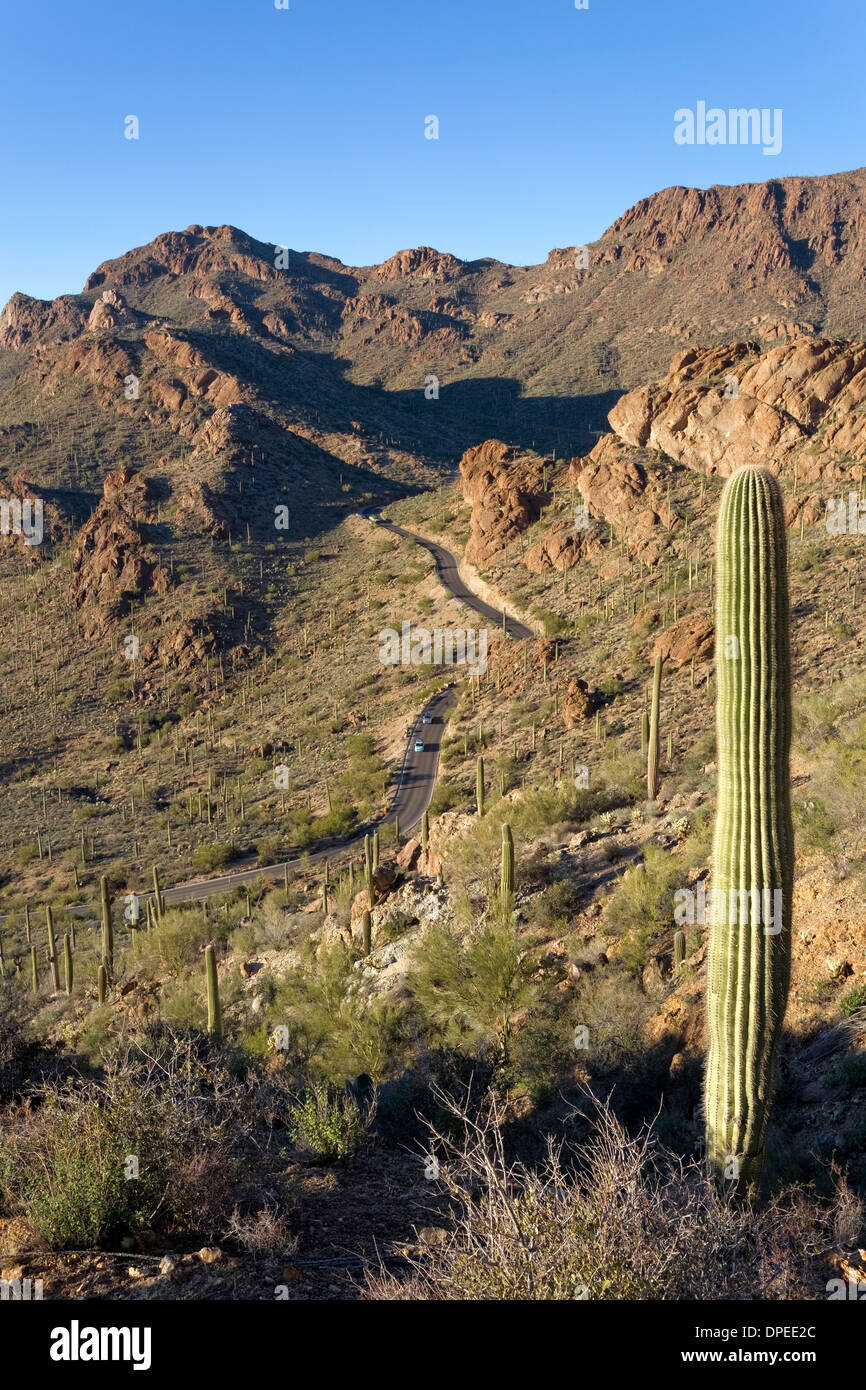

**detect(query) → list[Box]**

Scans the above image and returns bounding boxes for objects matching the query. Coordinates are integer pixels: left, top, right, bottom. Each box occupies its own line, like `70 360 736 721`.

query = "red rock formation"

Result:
459 440 546 564
70 469 173 624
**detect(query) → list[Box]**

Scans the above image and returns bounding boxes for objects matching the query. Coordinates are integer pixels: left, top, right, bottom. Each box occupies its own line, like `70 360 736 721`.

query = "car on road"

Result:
414 738 425 752
422 710 432 724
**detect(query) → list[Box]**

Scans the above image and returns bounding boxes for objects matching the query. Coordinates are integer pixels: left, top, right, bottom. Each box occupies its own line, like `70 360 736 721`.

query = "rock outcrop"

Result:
459 440 545 564
70 468 173 627
606 339 866 483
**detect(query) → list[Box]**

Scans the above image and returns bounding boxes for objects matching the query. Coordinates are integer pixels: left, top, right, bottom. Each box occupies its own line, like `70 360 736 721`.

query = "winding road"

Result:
120 512 532 910
373 516 534 640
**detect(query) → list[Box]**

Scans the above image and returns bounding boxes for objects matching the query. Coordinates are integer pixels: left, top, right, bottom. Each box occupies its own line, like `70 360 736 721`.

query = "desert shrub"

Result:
830 1054 866 1095
0 1037 252 1248
190 842 239 873
364 1092 860 1301
288 1083 371 1162
604 844 688 975
408 914 539 1062
429 782 465 816
268 941 402 1084
531 608 568 636
530 877 582 932
840 986 866 1017
311 802 357 839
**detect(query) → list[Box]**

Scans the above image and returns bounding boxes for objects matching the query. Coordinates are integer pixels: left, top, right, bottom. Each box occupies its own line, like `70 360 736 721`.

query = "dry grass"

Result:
364 1089 861 1301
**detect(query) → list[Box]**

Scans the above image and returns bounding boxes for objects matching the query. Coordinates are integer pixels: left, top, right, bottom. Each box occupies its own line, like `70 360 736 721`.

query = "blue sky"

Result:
1 0 864 307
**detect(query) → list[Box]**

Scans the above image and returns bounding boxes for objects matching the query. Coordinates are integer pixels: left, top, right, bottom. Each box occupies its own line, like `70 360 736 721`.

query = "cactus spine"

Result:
205 942 223 1040
100 875 113 970
646 651 664 801
476 755 485 817
673 930 686 972
705 466 794 1197
500 823 515 909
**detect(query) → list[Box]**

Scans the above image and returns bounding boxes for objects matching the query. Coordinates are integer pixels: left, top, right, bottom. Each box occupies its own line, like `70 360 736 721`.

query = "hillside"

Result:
1 180 866 1305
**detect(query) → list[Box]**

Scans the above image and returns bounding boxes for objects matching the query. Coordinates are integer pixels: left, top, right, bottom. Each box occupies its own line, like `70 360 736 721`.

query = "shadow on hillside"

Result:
178 327 621 477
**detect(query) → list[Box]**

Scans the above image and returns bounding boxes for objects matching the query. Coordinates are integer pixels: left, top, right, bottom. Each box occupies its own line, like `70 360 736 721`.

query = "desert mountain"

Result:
4 167 866 501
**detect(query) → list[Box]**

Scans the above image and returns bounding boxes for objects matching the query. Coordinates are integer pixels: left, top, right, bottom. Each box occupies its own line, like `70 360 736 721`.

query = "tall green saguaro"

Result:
205 943 223 1040
476 756 485 817
100 875 113 971
46 906 60 992
646 651 664 801
500 823 515 910
705 466 794 1197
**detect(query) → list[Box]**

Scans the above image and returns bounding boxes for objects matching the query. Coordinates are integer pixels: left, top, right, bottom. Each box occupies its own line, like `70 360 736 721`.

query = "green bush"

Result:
289 1084 370 1163
191 842 239 873
839 984 866 1018
0 1042 248 1248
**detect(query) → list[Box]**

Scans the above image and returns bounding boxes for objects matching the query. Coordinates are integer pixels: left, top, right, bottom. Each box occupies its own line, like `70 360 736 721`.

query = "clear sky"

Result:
1 0 864 308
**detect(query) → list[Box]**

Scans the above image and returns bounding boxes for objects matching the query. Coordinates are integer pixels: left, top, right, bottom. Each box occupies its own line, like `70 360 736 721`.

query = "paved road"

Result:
373 517 535 640
88 517 531 914
122 685 457 910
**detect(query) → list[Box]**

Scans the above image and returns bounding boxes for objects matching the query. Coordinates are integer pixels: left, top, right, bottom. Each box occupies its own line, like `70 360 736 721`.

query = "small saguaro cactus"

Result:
500 823 515 909
372 830 380 872
205 942 223 1040
640 707 649 757
63 933 73 994
100 875 113 970
97 962 107 1006
421 809 429 855
152 866 166 922
361 909 372 956
673 930 686 972
647 650 664 801
705 466 794 1199
31 946 39 995
364 834 375 908
476 755 485 817
46 906 60 992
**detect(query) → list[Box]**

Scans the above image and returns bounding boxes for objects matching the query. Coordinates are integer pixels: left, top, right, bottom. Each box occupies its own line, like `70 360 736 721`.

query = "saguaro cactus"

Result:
673 930 686 972
100 875 113 970
97 962 107 1005
421 809 429 856
46 906 60 991
500 823 515 909
152 866 165 922
64 933 74 995
364 834 375 908
361 909 372 955
647 651 664 801
705 466 794 1197
205 942 223 1040
476 756 485 817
